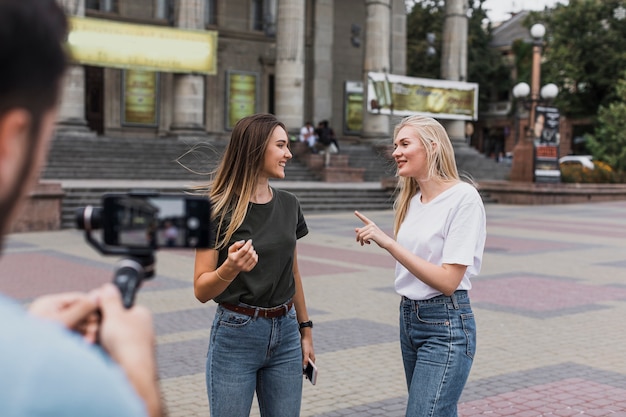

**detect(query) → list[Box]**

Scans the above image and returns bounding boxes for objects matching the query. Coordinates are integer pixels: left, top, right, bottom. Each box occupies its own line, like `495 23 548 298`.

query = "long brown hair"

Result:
392 116 460 235
209 113 286 249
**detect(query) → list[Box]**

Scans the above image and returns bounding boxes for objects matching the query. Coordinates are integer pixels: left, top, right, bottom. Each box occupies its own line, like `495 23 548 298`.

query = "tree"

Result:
585 75 626 177
405 0 511 111
466 1 512 111
405 0 443 79
537 0 626 118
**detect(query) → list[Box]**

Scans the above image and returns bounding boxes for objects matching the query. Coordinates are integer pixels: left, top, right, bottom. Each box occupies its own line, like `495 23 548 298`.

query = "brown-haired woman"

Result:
194 113 315 417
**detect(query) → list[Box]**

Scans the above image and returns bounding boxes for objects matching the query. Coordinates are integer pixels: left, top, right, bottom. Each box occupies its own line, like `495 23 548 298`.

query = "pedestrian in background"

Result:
299 120 317 152
194 113 315 417
354 115 486 417
0 1 162 416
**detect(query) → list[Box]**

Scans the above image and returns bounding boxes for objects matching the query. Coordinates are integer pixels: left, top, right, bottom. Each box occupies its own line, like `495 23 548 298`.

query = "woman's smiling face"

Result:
392 126 429 179
261 126 292 179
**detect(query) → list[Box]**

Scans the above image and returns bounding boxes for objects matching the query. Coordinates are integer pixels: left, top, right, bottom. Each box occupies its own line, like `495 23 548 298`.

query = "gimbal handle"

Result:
84 229 155 308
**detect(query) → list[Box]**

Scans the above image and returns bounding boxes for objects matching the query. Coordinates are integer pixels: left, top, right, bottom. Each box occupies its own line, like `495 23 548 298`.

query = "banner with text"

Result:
67 16 217 74
367 72 478 120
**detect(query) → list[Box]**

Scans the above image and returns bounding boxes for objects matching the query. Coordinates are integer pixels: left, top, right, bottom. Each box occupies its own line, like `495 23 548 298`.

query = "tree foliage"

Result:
405 0 511 111
537 0 626 118
466 1 512 109
405 0 443 79
585 76 626 176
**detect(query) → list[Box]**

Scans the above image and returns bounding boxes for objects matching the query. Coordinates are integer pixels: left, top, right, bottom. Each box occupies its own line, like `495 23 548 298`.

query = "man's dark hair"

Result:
0 0 68 237
0 0 68 136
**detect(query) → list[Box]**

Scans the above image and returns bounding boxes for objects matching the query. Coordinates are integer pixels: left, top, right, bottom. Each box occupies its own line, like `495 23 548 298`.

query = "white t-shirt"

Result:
395 181 486 300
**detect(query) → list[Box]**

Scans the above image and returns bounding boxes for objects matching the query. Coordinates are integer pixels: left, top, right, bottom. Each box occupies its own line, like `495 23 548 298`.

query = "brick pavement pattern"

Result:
2 201 626 416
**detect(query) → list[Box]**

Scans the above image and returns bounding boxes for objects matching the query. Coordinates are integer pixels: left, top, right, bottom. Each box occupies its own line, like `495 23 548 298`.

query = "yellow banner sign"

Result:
67 16 217 74
367 72 478 121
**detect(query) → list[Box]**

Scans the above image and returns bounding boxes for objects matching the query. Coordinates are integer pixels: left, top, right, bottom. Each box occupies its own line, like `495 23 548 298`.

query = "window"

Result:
205 0 217 26
85 0 118 13
251 0 276 36
155 0 176 24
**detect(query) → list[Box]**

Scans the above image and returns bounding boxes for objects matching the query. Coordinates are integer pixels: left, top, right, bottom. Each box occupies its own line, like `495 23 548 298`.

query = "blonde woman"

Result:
354 115 486 417
194 113 314 417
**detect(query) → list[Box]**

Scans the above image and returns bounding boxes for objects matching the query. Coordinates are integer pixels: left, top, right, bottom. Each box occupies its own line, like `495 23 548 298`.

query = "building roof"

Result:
490 10 532 48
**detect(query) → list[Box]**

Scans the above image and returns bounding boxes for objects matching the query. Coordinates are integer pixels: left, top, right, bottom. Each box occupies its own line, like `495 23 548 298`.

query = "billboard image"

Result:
367 72 478 121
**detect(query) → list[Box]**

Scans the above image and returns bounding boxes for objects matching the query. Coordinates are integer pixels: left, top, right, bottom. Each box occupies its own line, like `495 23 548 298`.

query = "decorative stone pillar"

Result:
170 0 206 136
441 0 468 141
56 0 91 134
362 0 391 141
312 0 333 126
275 0 306 131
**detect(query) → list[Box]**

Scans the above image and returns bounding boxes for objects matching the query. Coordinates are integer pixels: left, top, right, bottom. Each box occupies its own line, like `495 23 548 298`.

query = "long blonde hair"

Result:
393 116 460 235
209 113 286 249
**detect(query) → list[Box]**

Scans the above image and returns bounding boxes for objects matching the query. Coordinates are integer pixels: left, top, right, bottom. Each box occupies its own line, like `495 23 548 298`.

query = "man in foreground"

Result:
0 0 163 415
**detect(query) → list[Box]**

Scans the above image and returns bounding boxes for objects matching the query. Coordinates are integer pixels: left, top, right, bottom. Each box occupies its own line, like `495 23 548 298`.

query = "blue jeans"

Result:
399 291 476 417
206 304 303 417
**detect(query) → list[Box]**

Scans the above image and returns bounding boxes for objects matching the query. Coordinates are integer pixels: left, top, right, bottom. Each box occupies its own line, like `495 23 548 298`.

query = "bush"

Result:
560 160 615 183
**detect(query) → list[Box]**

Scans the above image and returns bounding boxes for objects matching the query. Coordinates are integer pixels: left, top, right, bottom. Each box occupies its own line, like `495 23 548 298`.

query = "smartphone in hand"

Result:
303 359 318 385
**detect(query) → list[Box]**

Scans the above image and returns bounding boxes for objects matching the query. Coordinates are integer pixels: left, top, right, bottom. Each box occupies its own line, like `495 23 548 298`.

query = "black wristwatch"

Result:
299 320 313 330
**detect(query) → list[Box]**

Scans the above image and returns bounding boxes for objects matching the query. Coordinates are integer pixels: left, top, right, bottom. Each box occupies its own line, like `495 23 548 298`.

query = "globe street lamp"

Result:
510 23 557 182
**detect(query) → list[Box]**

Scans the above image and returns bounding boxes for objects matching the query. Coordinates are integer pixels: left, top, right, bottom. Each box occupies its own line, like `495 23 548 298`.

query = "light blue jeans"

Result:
206 304 303 417
399 291 476 417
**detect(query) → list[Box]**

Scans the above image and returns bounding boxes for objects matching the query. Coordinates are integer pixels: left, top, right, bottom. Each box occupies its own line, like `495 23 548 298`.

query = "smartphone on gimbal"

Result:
101 193 212 250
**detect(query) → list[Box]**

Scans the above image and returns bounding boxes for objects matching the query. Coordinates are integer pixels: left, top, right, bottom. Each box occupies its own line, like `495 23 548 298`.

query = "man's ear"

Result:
0 109 31 190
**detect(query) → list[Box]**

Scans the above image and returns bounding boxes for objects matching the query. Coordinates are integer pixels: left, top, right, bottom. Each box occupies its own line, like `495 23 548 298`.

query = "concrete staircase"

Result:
58 182 395 229
44 135 396 229
451 139 511 182
42 134 317 182
42 134 506 229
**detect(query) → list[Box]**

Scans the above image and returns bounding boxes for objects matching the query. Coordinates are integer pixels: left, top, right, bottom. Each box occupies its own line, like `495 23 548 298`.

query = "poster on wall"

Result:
344 81 363 134
122 70 159 126
226 71 258 129
367 72 478 121
533 106 561 183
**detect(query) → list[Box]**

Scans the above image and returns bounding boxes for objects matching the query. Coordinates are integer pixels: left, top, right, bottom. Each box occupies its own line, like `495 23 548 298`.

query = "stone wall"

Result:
479 180 626 204
10 182 64 233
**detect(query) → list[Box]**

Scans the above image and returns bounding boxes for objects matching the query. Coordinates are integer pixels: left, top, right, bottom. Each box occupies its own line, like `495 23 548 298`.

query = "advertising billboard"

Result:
367 72 478 121
67 16 218 74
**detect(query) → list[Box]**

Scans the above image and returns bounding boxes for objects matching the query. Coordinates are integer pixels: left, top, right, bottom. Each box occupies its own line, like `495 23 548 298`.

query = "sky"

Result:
481 0 569 23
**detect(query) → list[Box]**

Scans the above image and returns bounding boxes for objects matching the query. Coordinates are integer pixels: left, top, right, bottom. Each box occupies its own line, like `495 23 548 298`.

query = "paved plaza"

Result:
2 199 626 416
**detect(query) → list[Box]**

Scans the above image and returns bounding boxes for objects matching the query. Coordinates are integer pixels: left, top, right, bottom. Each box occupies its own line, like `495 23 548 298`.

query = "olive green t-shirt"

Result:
213 188 308 308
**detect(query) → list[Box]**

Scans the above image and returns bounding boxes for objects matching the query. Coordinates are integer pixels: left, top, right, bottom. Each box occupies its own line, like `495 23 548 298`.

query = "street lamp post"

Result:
510 23 551 182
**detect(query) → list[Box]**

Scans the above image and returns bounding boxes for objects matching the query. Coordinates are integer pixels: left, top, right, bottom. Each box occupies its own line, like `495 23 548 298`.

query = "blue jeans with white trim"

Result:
399 290 476 417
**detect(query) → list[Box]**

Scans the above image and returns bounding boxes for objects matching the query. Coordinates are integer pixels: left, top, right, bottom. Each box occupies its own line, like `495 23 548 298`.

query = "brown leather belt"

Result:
220 302 293 319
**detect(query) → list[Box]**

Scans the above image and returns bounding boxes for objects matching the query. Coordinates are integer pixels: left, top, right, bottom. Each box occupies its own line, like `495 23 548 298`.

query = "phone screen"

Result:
102 194 212 249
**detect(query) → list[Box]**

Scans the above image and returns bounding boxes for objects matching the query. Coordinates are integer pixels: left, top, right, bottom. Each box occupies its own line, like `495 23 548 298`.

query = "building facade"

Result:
56 0 407 141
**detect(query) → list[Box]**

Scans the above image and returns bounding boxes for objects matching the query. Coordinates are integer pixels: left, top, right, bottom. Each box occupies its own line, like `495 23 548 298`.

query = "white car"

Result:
559 155 594 170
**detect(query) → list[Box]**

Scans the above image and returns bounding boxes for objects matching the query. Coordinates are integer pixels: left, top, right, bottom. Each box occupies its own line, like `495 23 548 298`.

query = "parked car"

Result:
559 155 594 170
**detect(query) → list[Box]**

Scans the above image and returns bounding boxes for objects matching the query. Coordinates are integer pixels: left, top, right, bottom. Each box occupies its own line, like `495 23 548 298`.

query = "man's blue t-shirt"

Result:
0 294 147 416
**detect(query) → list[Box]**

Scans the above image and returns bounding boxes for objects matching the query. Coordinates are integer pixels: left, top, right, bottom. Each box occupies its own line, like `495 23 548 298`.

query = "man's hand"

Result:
97 283 162 417
28 292 100 343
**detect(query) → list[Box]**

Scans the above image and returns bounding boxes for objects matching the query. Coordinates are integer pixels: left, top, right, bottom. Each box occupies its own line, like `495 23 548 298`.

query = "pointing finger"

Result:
354 210 373 225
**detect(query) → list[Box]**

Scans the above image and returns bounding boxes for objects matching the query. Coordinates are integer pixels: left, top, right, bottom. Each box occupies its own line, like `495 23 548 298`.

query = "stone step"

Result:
60 185 395 229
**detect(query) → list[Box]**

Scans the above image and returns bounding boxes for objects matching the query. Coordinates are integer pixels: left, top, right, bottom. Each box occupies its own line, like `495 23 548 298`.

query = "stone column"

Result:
56 0 90 134
275 0 306 131
312 0 333 126
362 0 391 141
440 0 468 141
170 0 206 136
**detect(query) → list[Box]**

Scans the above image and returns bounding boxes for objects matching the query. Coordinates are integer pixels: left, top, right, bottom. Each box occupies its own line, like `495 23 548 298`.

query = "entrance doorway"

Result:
85 66 104 134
